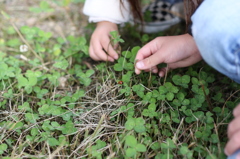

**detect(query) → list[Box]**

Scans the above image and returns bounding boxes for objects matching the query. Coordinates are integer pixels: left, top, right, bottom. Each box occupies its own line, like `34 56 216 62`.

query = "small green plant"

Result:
0 2 239 158
29 1 54 13
76 69 95 86
142 103 158 118
0 144 8 155
125 135 147 158
110 30 125 45
125 117 146 133
87 140 107 158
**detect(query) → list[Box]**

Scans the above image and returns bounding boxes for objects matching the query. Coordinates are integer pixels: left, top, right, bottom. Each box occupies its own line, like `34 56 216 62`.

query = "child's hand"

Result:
89 21 119 62
135 34 202 77
225 104 240 156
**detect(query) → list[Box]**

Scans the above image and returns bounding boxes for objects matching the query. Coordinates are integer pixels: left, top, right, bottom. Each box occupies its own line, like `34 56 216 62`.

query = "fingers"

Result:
233 104 240 117
135 37 161 61
135 64 158 75
135 55 163 74
89 21 119 62
135 47 201 75
101 37 119 60
113 43 119 50
157 53 202 77
89 46 100 61
158 67 169 77
228 104 240 138
225 130 240 156
228 116 240 138
135 39 165 74
135 36 172 75
89 40 114 62
135 34 201 76
225 104 240 156
142 66 159 74
168 53 202 70
89 35 118 62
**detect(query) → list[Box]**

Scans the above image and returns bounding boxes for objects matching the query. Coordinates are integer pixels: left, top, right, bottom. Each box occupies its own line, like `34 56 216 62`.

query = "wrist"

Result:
97 21 118 28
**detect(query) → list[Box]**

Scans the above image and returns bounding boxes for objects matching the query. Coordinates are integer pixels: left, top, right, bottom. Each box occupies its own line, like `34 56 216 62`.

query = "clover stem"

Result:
201 83 212 111
163 64 169 84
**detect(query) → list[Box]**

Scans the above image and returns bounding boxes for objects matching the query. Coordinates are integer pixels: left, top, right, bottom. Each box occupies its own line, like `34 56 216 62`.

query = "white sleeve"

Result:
83 0 131 24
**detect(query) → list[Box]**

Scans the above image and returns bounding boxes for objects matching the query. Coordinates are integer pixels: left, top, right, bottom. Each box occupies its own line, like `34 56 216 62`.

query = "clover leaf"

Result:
53 58 69 70
0 62 15 79
142 103 157 118
125 117 146 133
110 31 124 45
125 135 137 147
125 135 147 157
0 144 8 155
47 137 60 147
61 121 77 135
114 57 124 71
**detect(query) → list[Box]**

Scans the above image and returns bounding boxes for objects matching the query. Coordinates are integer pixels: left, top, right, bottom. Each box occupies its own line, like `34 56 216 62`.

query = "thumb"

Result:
135 52 164 70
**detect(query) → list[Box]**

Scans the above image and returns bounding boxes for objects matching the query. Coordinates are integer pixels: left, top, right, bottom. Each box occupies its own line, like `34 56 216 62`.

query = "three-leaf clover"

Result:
172 75 190 88
61 121 77 135
125 135 147 157
77 69 94 86
0 62 15 80
158 82 179 101
125 117 146 133
110 31 124 45
132 84 145 98
142 103 158 118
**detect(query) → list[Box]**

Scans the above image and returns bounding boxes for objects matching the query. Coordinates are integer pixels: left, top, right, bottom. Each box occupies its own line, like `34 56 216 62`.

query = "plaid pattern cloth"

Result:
129 0 183 33
143 0 182 22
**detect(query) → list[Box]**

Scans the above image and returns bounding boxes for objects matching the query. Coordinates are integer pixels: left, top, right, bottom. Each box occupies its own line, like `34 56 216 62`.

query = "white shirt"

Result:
83 0 131 24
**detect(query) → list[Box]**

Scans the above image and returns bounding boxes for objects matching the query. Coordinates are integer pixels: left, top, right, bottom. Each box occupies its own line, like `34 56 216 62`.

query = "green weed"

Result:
0 1 239 159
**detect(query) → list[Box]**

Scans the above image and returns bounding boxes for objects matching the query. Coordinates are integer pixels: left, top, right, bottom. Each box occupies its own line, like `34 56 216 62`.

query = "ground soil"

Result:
1 0 88 38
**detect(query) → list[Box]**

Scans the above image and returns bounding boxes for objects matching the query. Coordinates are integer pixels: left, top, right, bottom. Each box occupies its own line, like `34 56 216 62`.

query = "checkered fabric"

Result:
143 0 182 22
130 0 183 33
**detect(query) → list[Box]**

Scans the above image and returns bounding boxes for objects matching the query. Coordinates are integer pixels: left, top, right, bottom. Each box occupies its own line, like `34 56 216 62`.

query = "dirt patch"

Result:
1 0 88 37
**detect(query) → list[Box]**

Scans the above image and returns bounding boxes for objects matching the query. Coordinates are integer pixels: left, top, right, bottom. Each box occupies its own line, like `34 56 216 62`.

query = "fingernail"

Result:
152 68 158 73
114 55 118 59
159 71 164 77
109 58 114 62
136 61 144 69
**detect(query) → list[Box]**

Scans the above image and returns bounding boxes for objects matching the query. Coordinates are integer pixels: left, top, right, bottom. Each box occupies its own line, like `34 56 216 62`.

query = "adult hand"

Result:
225 104 240 156
89 21 119 62
135 34 202 77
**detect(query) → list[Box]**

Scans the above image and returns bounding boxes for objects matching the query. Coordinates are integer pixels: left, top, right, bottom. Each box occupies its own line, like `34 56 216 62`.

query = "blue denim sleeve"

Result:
191 0 240 83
